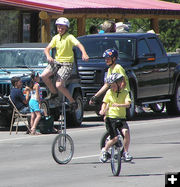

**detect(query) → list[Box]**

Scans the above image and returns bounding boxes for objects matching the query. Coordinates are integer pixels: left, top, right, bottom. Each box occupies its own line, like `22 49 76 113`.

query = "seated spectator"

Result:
10 76 30 114
89 25 98 34
116 22 129 33
101 20 116 33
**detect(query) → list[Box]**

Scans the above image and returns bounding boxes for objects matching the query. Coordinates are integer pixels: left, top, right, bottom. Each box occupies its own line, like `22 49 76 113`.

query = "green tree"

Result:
159 19 180 52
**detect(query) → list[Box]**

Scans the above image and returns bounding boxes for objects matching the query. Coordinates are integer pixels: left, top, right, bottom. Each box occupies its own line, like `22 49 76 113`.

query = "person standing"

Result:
28 72 43 135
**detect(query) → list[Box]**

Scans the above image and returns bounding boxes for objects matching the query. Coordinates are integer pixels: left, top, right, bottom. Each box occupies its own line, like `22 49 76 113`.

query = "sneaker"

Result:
106 152 111 160
123 152 133 162
100 148 108 163
45 93 58 100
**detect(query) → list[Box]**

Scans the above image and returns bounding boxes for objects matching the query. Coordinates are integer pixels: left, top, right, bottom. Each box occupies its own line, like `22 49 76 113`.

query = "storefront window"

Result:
22 13 30 42
0 11 19 44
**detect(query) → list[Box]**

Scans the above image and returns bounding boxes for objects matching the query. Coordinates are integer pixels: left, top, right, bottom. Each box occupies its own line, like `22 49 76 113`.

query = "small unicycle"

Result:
110 129 124 176
100 129 124 176
51 96 74 164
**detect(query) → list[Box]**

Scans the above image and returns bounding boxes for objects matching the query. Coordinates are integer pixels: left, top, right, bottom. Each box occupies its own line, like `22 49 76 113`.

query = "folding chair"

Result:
9 95 31 135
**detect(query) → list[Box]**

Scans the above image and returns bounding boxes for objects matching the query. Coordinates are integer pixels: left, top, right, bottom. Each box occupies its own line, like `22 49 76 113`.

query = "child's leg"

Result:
56 80 75 103
104 117 118 152
104 136 118 152
31 111 41 130
30 112 35 129
41 68 57 94
121 128 130 152
56 65 75 103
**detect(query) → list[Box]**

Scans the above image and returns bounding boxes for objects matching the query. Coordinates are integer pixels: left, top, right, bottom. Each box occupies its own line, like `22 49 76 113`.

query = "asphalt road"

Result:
0 111 180 187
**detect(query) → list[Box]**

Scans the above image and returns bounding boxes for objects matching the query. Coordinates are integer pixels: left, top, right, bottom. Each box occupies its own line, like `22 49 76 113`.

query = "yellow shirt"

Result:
49 33 80 63
107 64 130 91
103 89 131 119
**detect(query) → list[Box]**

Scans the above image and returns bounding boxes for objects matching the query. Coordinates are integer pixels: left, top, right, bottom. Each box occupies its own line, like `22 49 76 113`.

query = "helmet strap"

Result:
108 58 115 67
116 82 120 97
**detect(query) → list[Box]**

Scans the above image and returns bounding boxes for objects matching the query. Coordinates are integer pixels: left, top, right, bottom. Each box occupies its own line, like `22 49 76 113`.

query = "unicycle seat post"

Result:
58 95 67 134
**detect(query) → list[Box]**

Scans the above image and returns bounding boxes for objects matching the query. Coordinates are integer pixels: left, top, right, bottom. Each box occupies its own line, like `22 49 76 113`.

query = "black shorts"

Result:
105 117 129 139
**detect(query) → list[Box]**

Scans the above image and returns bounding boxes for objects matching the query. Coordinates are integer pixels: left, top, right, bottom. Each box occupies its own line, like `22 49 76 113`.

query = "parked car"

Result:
0 43 83 127
75 33 180 119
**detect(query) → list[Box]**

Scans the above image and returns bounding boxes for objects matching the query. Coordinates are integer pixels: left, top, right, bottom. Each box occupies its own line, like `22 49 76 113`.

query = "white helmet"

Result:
55 17 70 28
105 73 124 84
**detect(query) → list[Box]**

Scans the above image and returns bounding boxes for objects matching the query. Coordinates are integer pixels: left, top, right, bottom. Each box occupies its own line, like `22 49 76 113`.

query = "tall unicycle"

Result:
51 96 74 164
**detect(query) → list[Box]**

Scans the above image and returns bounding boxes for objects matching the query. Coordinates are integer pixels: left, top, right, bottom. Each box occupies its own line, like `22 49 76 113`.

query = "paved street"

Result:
0 111 180 187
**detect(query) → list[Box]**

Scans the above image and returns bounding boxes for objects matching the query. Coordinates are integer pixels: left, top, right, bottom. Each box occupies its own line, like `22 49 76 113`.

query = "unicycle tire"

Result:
111 145 122 176
52 134 74 164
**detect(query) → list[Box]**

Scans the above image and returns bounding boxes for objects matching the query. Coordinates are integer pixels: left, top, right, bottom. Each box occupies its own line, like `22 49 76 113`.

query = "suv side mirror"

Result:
137 53 156 63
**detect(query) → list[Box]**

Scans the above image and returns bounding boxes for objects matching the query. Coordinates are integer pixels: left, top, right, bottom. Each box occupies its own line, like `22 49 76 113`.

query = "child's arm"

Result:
99 102 109 116
112 99 131 108
76 43 89 61
23 86 30 104
89 83 109 105
34 84 41 104
44 44 54 63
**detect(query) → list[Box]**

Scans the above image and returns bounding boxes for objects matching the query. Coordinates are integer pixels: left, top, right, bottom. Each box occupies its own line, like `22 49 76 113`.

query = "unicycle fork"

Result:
51 95 74 164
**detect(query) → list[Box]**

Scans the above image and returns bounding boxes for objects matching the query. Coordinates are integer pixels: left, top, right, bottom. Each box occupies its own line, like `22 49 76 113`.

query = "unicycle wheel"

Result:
111 145 122 176
51 134 74 164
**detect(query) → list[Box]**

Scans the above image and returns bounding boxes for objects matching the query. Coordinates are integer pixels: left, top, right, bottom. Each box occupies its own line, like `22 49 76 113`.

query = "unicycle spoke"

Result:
52 134 74 164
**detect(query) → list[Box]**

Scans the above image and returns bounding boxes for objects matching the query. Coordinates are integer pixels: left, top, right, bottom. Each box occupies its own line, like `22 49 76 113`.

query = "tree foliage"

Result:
123 0 180 52
158 0 180 52
81 1 180 52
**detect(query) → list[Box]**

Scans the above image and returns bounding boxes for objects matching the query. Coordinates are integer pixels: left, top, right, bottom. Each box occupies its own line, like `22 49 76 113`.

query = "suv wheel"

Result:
66 92 83 127
166 82 180 115
0 111 12 127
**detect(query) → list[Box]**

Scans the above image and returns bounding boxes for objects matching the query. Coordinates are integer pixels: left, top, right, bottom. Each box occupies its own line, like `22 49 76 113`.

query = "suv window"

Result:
137 39 150 57
76 38 135 60
0 48 48 67
147 37 164 57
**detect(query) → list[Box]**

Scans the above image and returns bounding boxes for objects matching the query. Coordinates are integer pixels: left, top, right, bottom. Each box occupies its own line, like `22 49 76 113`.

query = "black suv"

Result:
0 43 83 127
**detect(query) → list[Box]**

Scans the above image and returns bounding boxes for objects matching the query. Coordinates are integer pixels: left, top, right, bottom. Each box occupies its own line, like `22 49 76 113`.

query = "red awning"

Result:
56 0 180 11
0 0 64 13
0 0 180 12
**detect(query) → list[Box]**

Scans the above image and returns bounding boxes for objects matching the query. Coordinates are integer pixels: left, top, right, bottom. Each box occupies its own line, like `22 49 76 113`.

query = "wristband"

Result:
91 96 98 102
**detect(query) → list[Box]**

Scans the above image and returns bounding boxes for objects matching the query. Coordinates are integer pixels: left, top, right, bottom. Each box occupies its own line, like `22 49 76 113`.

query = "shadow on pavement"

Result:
1 110 180 131
83 110 180 122
132 111 180 121
120 173 164 177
